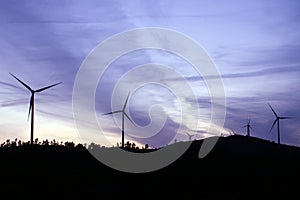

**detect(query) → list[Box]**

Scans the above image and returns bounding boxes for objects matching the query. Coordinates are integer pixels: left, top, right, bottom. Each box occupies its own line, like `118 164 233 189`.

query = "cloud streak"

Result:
182 64 300 81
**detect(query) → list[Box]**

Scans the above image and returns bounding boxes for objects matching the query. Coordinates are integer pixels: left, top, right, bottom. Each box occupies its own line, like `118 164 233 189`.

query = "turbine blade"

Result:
123 92 131 110
230 128 236 134
185 132 191 137
280 117 294 119
124 112 136 126
268 103 278 118
248 119 251 125
269 119 278 134
103 110 122 115
35 82 62 93
27 95 33 121
9 73 32 91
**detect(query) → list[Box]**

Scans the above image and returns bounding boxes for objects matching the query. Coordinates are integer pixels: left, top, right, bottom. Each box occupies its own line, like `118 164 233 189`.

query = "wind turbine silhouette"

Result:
9 73 62 144
243 119 253 137
185 132 195 141
268 103 293 145
104 93 135 149
230 128 237 136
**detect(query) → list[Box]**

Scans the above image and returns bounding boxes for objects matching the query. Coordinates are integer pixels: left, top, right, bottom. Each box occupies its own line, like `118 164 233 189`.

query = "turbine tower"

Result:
9 73 62 144
268 103 293 145
104 93 135 149
243 119 252 137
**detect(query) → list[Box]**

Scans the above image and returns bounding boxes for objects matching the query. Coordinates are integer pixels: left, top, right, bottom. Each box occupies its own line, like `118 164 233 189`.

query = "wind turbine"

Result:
268 103 293 145
230 128 237 136
185 132 195 141
9 73 62 144
104 93 135 149
243 119 253 137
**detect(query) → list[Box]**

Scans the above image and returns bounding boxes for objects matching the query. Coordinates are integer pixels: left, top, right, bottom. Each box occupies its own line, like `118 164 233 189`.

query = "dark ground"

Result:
0 135 299 199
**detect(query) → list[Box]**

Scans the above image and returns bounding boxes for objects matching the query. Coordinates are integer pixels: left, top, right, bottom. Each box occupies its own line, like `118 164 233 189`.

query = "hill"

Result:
0 135 299 198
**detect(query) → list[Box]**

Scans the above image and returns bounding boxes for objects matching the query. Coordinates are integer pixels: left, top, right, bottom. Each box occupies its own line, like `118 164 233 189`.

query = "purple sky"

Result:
0 0 300 147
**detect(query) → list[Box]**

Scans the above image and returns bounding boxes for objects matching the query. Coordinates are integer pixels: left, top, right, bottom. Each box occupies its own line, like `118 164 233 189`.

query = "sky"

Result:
0 0 300 148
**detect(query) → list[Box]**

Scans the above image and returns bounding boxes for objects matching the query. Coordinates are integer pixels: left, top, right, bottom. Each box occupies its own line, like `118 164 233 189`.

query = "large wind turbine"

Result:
243 119 253 137
104 93 135 149
9 73 62 144
268 103 293 145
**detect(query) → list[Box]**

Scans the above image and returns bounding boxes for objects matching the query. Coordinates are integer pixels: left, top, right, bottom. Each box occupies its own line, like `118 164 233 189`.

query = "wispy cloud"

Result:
180 64 300 81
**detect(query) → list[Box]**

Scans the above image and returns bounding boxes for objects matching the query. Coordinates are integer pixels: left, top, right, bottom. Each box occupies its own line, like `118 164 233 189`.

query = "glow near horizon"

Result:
0 0 299 147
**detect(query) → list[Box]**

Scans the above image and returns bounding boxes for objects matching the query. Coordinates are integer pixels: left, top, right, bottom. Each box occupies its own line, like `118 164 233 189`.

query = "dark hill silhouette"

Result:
0 135 299 198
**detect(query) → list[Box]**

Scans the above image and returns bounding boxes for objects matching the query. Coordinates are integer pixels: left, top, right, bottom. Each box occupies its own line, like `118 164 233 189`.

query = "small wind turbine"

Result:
243 119 253 137
9 73 62 144
230 128 237 136
104 93 135 149
268 103 293 145
185 132 195 141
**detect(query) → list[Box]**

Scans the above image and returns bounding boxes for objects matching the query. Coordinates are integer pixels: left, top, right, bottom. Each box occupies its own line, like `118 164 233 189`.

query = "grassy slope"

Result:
0 135 299 198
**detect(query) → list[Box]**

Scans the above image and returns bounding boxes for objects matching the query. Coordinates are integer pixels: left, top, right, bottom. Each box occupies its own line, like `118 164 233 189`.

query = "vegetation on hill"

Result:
0 135 299 198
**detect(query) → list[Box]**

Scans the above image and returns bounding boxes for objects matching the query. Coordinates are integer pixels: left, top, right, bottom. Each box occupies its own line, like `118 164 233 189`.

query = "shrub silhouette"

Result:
0 137 153 154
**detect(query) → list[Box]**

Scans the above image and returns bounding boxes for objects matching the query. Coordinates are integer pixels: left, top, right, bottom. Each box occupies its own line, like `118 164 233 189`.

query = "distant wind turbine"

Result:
230 128 237 136
9 73 62 144
185 132 195 141
243 119 253 137
268 103 293 145
104 93 135 149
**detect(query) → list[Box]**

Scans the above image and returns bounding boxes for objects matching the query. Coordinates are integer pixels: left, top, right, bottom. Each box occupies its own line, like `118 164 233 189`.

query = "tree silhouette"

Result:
132 143 136 149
